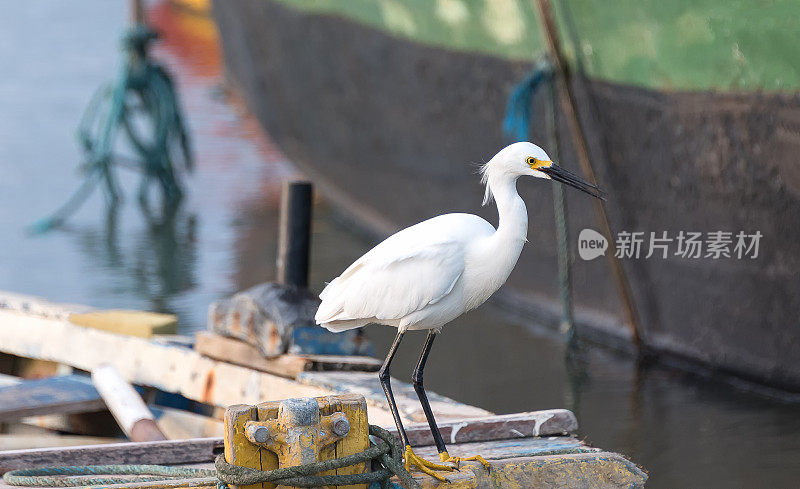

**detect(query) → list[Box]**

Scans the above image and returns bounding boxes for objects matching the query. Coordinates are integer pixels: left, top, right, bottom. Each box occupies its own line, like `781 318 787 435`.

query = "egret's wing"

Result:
315 235 464 324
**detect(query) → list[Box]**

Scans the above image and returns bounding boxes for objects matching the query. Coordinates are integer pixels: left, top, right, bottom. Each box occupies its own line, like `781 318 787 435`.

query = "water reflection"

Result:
67 202 197 316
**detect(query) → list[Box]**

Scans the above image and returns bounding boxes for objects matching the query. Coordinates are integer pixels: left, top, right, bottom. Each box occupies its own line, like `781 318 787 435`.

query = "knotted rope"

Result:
3 426 418 489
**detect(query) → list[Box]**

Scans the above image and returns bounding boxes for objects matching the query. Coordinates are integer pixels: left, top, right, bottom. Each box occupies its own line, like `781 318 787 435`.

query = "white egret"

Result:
315 142 604 479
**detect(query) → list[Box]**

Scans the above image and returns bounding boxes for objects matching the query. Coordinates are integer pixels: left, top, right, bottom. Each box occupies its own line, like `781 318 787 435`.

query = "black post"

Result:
277 181 313 288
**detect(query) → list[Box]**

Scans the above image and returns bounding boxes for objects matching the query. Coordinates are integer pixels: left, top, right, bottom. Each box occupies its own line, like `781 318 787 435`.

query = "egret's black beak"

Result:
540 164 606 200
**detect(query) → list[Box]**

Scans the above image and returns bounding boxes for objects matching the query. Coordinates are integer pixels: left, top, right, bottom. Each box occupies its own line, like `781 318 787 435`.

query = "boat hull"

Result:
211 0 800 391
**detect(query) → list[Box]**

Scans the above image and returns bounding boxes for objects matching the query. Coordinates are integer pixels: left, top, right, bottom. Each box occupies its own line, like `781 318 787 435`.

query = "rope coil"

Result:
3 426 418 489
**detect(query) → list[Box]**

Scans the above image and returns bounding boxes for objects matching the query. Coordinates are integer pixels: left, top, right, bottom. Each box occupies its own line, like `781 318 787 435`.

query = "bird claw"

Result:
404 445 454 482
439 452 492 472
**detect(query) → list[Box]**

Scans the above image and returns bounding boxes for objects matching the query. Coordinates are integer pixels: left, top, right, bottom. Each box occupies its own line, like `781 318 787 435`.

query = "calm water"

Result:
1 3 798 488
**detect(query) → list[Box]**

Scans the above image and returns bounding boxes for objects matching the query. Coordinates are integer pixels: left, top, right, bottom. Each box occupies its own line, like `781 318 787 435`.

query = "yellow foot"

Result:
439 451 492 471
404 445 454 482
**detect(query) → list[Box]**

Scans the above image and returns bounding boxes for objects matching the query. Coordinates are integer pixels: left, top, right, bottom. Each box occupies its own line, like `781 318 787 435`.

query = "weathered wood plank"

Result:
0 407 580 473
0 310 473 425
194 332 380 379
0 310 331 410
413 436 589 461
0 291 91 321
0 375 106 422
150 406 224 439
70 310 178 338
0 434 118 451
299 372 492 423
0 438 223 474
409 451 647 489
398 410 578 446
0 439 646 489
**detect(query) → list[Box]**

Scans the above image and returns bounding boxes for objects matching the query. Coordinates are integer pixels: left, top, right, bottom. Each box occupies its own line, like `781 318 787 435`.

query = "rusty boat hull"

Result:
210 0 800 392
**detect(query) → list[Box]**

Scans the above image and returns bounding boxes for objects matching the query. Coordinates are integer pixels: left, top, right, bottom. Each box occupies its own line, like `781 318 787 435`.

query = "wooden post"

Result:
91 364 167 442
277 181 313 289
533 0 644 349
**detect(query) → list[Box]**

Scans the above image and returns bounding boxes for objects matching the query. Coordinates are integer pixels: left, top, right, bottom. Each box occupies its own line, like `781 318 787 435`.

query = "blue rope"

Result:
502 59 553 143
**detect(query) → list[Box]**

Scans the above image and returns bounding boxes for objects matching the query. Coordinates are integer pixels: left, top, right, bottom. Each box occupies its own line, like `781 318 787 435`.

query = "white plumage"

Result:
314 142 603 476
316 142 561 333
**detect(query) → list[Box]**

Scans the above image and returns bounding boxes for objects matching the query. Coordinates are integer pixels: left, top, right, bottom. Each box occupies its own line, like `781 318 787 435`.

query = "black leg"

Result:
412 330 448 455
379 330 409 446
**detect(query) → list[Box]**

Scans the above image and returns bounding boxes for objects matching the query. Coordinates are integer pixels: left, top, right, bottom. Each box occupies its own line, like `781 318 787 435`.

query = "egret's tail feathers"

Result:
319 319 368 332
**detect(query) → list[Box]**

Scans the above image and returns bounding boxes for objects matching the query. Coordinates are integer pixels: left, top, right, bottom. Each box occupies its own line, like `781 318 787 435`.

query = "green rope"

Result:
30 23 192 234
544 74 575 346
3 426 419 489
503 58 575 344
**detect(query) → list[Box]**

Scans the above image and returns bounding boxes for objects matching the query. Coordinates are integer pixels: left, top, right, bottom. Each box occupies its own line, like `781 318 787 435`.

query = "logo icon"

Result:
578 229 607 261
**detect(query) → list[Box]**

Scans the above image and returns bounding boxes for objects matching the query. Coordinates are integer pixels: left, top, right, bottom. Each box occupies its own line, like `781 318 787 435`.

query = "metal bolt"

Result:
332 416 350 437
246 423 270 444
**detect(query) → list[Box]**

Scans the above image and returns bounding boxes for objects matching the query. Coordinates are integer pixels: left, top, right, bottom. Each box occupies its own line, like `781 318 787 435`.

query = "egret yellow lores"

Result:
315 142 604 479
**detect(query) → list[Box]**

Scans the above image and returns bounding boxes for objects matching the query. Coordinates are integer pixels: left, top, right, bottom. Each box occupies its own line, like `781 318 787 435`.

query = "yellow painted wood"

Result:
227 395 369 489
254 403 280 489
224 404 263 489
69 310 177 338
409 452 647 489
329 394 369 489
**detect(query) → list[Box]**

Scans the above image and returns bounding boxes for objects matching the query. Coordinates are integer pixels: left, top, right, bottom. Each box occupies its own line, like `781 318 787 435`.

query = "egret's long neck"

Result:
488 172 528 243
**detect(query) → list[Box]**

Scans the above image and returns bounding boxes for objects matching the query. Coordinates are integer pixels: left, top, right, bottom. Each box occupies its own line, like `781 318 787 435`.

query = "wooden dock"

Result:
0 417 646 488
0 293 647 487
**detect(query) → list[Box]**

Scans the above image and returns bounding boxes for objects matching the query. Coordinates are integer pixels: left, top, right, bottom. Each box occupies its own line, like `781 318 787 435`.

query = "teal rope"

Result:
3 426 419 489
30 23 192 234
503 59 553 142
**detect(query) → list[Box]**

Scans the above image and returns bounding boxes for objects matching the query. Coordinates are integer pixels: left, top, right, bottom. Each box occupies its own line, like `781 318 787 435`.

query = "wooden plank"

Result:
0 438 223 474
298 372 492 423
0 375 106 422
398 410 578 447
0 438 646 489
0 310 467 425
150 406 224 439
0 407 579 472
414 435 589 460
21 411 120 438
408 451 647 489
21 407 222 439
0 291 91 321
0 310 331 411
0 449 646 489
195 332 380 379
70 310 178 338
0 434 118 450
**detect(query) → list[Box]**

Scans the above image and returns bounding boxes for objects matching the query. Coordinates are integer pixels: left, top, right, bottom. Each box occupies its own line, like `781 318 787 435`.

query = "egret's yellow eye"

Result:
527 157 551 169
